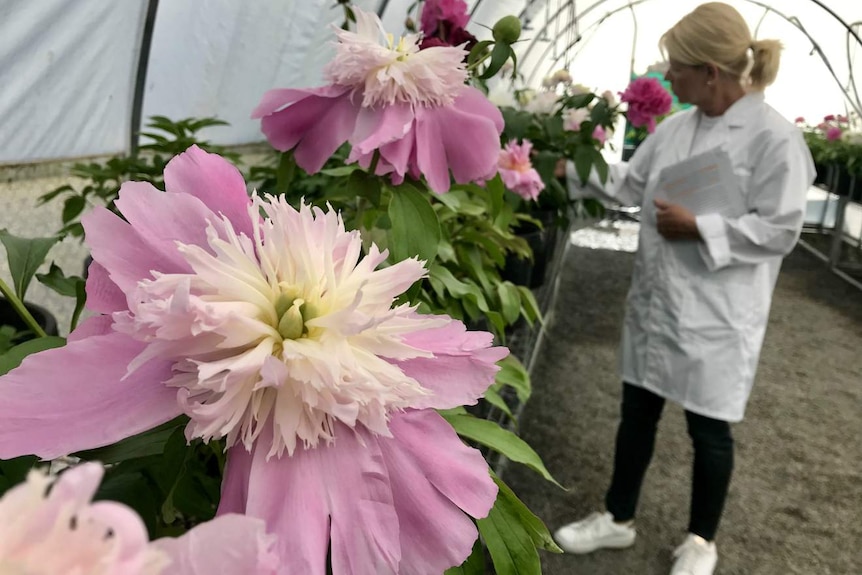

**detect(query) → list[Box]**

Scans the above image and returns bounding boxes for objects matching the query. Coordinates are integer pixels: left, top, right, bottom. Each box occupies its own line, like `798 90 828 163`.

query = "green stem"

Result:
0 278 48 339
367 150 381 175
466 51 492 73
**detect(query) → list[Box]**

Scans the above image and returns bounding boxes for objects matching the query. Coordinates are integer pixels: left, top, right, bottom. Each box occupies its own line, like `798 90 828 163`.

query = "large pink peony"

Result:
498 140 545 201
0 462 276 574
0 146 506 574
253 7 502 194
619 76 673 133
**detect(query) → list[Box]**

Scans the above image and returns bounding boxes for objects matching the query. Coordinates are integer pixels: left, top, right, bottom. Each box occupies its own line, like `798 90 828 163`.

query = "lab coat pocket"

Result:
680 275 753 333
733 167 752 209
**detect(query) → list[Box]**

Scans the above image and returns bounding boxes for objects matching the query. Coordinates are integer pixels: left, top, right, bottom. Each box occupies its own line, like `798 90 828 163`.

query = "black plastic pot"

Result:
0 299 59 339
813 162 830 186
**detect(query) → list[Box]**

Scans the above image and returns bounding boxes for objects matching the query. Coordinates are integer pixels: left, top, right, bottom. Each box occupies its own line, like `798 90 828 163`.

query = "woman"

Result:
554 3 814 575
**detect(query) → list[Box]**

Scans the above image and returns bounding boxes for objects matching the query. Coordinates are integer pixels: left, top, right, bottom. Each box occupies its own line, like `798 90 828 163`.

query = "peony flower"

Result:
253 7 502 194
0 462 276 575
823 114 836 122
420 0 470 35
794 116 805 124
619 76 673 133
542 69 572 88
826 126 843 141
592 125 608 146
562 107 590 132
498 140 545 201
524 91 559 114
0 146 505 574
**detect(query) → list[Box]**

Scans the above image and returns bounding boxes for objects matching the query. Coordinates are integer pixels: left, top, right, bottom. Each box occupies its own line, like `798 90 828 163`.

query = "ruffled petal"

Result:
0 333 180 460
153 514 279 575
163 146 253 239
394 320 508 410
219 424 401 575
256 86 360 174
415 86 504 193
377 410 496 573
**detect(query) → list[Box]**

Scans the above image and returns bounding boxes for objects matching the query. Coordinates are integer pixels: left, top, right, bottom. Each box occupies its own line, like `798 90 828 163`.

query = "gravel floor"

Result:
502 228 862 575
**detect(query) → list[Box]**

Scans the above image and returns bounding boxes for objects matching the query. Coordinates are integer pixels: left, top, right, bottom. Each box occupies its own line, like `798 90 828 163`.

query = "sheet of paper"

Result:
655 148 746 217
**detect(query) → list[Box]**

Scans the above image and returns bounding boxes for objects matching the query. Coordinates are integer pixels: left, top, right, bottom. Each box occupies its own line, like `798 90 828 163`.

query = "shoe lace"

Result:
573 512 607 537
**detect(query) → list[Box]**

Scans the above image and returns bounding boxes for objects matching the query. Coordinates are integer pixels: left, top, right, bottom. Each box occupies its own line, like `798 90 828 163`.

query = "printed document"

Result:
655 148 746 217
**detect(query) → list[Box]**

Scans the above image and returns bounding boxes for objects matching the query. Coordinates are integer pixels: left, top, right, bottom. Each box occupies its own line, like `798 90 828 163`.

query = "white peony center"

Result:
118 198 442 458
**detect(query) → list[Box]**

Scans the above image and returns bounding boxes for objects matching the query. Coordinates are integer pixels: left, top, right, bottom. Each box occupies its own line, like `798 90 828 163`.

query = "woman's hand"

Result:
654 199 701 240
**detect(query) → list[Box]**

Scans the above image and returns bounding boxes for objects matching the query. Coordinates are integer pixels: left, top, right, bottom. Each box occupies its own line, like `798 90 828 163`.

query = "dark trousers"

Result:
605 382 734 541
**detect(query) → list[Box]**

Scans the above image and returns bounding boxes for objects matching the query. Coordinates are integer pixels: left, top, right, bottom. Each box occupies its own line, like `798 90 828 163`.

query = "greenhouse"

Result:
0 0 860 573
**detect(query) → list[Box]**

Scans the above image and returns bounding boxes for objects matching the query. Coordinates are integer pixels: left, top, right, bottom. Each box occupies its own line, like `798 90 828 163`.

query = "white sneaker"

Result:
670 534 718 575
553 511 637 554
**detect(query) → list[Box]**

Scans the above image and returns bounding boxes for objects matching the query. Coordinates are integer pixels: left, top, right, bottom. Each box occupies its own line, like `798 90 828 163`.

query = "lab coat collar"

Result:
719 91 765 128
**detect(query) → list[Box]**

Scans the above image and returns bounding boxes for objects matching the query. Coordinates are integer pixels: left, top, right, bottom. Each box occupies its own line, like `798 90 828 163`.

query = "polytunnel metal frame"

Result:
459 0 862 117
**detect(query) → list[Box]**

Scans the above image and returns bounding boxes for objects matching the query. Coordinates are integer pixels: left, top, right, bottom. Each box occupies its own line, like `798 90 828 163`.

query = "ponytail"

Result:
749 39 783 91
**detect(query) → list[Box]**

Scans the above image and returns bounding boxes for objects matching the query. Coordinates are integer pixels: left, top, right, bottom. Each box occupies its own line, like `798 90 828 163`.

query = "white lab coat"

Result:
569 92 814 421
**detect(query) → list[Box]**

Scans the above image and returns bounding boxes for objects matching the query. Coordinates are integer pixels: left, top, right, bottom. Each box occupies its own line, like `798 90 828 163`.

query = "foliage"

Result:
39 116 238 237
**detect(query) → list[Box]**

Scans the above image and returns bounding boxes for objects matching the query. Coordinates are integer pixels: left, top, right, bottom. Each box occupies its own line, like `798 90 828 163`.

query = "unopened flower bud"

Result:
492 15 522 44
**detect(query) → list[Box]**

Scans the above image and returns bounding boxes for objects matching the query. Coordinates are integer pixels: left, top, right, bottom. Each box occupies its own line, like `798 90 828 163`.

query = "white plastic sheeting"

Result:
0 0 148 164
1 0 861 165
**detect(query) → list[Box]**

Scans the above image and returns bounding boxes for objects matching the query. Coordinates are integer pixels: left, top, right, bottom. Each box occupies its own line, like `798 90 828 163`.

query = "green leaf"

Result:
320 165 362 177
276 152 297 195
478 494 542 575
387 184 441 264
467 40 494 67
0 230 60 300
75 417 187 464
445 539 485 574
498 281 521 325
36 263 82 297
492 473 564 553
480 42 514 80
496 355 531 404
62 196 87 225
516 286 542 326
70 279 87 332
442 413 562 488
0 336 66 376
573 145 593 187
483 385 515 421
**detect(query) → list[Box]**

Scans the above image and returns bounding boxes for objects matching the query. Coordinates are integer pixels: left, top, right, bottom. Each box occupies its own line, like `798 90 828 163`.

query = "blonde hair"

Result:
660 2 782 91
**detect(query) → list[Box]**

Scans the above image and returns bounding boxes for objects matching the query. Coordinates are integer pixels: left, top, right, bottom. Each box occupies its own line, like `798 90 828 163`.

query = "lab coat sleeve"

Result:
565 131 658 207
695 130 814 271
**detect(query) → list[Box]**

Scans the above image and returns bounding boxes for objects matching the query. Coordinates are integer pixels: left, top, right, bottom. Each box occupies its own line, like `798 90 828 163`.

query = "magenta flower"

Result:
823 114 836 122
619 76 673 133
252 7 502 194
826 126 843 141
0 462 277 574
498 140 545 201
420 0 470 35
794 116 805 124
0 146 506 573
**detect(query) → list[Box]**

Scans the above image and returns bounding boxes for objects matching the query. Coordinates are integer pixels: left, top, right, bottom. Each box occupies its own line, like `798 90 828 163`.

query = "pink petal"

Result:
67 315 114 343
415 87 504 193
377 410 496 573
0 332 181 460
393 320 508 410
85 260 126 314
219 424 401 575
257 87 360 174
153 514 279 575
350 103 414 157
163 146 253 239
83 205 179 294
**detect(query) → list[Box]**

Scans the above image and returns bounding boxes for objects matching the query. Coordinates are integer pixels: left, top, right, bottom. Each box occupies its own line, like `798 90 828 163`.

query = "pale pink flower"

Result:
794 116 805 124
562 107 590 131
826 126 843 141
0 462 276 575
619 76 673 133
498 140 545 201
524 91 559 114
0 146 505 574
253 7 502 194
592 125 608 146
